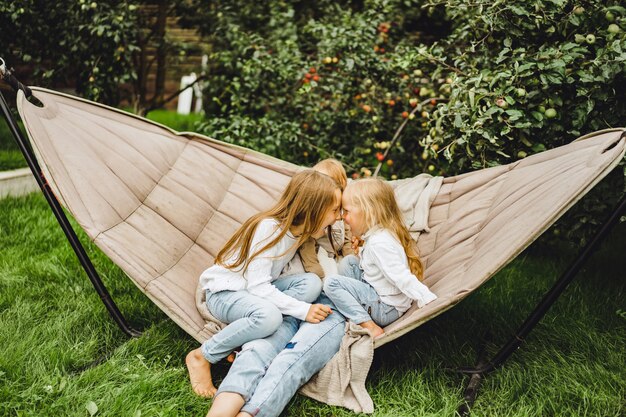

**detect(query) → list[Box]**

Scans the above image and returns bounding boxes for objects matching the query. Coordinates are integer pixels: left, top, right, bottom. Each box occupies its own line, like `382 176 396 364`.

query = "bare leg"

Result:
206 392 245 417
186 348 217 398
359 320 384 338
235 413 253 417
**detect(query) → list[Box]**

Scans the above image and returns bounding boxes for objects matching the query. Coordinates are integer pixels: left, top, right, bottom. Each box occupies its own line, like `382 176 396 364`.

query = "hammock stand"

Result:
0 60 140 337
1 62 624 414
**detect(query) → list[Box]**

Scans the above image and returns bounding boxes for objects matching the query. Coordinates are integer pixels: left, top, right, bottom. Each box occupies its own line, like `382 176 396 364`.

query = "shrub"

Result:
189 0 624 244
0 0 139 104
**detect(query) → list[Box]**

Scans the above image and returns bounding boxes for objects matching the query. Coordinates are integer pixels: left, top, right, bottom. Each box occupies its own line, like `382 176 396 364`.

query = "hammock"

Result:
16 87 624 344
14 87 626 409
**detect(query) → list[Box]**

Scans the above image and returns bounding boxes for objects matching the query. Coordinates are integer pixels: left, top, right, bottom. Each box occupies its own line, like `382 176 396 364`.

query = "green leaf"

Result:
505 109 523 121
509 5 529 16
517 63 535 72
606 6 626 13
454 114 463 128
532 143 546 152
86 401 98 416
484 106 501 117
297 84 312 94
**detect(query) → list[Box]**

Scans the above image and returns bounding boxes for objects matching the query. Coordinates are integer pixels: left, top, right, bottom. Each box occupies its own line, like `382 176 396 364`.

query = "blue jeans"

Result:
324 255 400 326
216 315 301 400
201 273 321 364
217 294 346 417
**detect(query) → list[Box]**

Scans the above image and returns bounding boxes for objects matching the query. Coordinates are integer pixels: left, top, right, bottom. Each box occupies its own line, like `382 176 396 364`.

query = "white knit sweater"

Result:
360 227 437 314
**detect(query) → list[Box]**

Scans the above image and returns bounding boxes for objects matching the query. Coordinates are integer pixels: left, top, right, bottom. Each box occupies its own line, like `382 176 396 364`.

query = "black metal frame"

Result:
1 61 624 413
0 60 140 338
456 139 626 414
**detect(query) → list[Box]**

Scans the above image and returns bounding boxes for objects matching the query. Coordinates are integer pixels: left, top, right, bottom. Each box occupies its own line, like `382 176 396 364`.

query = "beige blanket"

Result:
389 174 444 240
299 322 374 412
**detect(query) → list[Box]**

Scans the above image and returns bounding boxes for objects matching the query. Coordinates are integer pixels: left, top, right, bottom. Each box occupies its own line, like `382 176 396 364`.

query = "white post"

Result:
177 72 197 115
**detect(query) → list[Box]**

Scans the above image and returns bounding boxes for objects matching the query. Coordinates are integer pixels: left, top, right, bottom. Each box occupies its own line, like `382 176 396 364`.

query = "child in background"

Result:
186 170 341 397
324 178 437 338
298 159 354 278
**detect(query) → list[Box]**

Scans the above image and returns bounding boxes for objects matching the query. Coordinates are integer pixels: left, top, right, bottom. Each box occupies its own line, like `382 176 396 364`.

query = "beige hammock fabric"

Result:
17 88 625 410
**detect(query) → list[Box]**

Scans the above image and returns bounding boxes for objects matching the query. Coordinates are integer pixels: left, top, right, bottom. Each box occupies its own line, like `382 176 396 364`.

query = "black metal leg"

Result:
456 335 488 416
453 182 626 416
0 86 141 338
458 193 626 376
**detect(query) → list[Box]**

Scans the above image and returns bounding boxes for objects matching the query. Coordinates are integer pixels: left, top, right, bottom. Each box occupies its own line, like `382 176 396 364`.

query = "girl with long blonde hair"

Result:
324 178 437 338
186 170 341 397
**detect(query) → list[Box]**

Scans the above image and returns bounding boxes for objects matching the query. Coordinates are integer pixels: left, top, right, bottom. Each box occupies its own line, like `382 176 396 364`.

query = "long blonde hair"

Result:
216 170 340 271
344 178 424 279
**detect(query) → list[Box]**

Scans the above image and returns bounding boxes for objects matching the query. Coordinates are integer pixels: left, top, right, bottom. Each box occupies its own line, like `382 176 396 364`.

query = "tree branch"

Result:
373 97 447 178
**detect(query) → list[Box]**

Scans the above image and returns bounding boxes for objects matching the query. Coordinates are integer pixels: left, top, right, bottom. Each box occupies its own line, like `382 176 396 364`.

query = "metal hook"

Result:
0 58 6 77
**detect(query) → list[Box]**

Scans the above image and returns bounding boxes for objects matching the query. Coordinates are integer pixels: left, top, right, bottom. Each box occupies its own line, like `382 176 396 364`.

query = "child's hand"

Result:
305 304 333 323
351 236 364 255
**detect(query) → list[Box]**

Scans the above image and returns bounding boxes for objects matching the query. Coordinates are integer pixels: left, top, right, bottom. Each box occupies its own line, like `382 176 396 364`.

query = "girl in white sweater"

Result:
324 178 437 338
186 170 340 397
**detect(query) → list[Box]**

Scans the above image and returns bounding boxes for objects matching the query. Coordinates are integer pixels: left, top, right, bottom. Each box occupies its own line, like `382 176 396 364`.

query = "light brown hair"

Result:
313 158 348 191
344 178 424 279
312 158 349 256
216 170 340 271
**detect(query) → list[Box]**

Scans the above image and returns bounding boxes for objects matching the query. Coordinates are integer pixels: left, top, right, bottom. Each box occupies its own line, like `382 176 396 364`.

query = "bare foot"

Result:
185 348 217 398
226 348 241 363
359 320 384 338
207 392 246 417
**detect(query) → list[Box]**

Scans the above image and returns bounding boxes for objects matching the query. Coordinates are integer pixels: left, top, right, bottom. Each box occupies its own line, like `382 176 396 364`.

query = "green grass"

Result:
0 194 624 416
0 109 203 171
145 109 204 133
0 118 26 171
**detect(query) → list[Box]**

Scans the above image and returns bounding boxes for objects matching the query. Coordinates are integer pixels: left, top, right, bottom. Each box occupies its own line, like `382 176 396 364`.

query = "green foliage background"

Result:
181 0 625 244
0 0 139 104
1 0 624 243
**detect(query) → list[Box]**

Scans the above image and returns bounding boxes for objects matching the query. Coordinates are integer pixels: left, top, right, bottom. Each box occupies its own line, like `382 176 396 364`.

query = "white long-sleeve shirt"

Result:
360 227 437 314
200 218 311 320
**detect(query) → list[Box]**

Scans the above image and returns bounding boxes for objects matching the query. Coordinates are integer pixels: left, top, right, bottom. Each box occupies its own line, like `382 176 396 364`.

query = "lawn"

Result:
0 117 27 171
0 193 624 417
